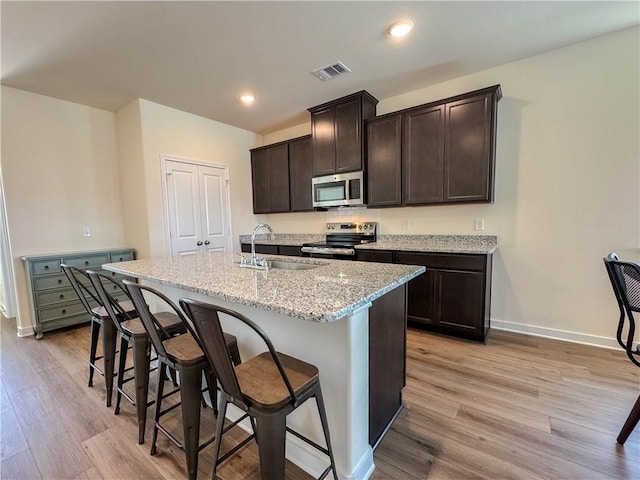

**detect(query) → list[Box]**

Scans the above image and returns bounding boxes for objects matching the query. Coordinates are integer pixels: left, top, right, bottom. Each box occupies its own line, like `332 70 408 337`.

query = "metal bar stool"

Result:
123 280 241 480
180 298 338 480
603 253 640 445
61 264 136 407
86 270 186 444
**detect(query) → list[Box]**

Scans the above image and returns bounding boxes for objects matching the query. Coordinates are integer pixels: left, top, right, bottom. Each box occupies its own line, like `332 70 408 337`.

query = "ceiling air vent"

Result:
312 61 351 81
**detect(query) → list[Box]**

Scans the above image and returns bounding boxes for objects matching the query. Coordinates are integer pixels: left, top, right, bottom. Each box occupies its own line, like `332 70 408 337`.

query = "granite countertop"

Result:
358 235 497 254
103 252 424 323
240 233 497 254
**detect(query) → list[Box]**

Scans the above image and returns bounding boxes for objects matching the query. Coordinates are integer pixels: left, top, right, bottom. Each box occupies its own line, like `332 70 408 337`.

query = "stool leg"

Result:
617 394 640 445
102 319 117 407
132 334 151 444
211 392 229 480
150 362 167 456
255 412 286 480
179 363 204 480
88 318 101 387
114 335 129 415
315 385 338 479
203 367 218 415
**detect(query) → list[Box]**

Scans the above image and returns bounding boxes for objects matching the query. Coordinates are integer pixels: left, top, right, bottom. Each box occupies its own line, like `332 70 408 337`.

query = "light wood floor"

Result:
1 316 638 479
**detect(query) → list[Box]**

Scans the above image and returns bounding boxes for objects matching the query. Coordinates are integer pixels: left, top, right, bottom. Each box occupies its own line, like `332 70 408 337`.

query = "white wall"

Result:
252 27 640 346
117 99 261 257
1 86 125 335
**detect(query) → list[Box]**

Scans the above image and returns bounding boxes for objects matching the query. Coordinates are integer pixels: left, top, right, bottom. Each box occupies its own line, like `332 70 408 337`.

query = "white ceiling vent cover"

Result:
312 61 351 81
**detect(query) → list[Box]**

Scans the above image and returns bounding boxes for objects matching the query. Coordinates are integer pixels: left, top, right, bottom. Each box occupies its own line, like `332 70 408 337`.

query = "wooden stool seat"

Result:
120 311 181 336
92 300 134 319
236 352 318 409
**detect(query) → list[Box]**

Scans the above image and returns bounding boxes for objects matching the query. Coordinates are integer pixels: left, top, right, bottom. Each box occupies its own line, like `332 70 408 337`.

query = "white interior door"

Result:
164 158 232 256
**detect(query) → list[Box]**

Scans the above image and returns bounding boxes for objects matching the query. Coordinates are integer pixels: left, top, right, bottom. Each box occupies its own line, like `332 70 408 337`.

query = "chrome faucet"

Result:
240 223 274 270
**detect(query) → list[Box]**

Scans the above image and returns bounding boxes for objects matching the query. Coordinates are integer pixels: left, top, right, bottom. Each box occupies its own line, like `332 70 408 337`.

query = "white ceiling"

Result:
2 1 638 134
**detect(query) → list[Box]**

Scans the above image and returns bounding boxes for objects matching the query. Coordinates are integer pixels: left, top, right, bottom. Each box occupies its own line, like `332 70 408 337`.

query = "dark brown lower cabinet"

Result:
240 243 302 256
360 249 492 342
368 284 406 448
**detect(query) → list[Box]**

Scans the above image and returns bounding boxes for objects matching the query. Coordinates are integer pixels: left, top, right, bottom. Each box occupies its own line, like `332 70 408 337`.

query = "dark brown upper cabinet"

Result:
309 91 378 176
366 114 402 207
366 85 501 207
250 135 313 214
288 135 313 212
250 142 290 213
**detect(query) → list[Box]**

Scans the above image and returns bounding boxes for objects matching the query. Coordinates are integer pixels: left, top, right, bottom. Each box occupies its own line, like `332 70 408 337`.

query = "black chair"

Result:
603 253 640 444
180 297 338 480
86 270 186 444
123 280 241 480
61 264 136 406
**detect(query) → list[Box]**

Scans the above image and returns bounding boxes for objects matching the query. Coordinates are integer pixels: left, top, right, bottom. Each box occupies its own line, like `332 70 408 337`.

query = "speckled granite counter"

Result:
240 233 497 254
358 234 497 254
103 252 424 322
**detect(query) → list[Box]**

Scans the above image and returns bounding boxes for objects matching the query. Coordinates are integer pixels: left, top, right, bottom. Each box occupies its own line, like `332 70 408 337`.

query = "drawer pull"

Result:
61 309 66 315
59 294 64 300
84 261 90 266
118 257 124 261
44 266 49 270
57 279 63 284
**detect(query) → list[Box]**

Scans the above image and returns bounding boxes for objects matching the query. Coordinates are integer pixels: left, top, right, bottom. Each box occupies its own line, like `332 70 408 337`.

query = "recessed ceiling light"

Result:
240 94 255 104
388 19 414 38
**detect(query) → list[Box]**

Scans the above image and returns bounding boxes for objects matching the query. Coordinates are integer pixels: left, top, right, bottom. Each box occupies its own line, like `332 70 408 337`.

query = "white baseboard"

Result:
17 324 34 337
491 319 621 350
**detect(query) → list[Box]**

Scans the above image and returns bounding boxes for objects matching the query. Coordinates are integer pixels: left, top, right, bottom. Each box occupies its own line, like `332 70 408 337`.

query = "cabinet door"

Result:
251 149 271 214
355 249 394 263
311 107 336 176
394 252 436 325
403 105 445 205
433 269 484 336
444 93 493 202
268 144 290 213
335 98 362 172
367 115 402 207
289 136 313 211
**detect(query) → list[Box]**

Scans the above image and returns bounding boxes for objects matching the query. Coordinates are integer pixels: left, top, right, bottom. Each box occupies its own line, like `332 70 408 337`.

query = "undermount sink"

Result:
268 260 321 271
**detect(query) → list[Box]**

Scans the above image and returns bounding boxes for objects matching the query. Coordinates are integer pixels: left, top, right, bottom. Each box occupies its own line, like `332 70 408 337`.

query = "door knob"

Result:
204 240 210 245
196 241 203 246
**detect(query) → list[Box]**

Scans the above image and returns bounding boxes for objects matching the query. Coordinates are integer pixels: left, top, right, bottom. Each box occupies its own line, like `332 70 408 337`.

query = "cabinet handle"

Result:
85 261 90 266
204 240 210 245
44 266 49 270
59 294 64 300
61 309 66 315
118 257 124 261
196 241 203 246
57 279 63 284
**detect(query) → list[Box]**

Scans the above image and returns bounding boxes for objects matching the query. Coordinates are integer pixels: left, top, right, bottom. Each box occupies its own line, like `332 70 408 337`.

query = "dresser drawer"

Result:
34 274 70 291
38 303 87 323
31 259 62 276
35 288 78 307
109 251 134 263
63 254 110 270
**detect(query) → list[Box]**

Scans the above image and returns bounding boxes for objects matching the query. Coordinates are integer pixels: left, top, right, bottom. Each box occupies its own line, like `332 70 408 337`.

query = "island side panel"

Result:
147 281 375 480
369 283 407 447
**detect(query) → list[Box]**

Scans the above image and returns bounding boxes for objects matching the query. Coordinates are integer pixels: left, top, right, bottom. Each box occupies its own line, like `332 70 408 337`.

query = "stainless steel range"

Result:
301 222 377 259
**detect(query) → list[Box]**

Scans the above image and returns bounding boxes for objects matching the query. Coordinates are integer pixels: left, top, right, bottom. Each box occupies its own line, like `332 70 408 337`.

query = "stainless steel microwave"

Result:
312 171 364 208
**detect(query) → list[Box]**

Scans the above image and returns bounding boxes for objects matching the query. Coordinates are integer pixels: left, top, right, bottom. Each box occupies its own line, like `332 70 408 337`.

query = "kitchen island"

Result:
103 252 424 480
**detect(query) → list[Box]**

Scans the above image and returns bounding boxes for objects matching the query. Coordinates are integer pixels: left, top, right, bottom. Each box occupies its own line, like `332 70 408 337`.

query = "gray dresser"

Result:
22 248 135 338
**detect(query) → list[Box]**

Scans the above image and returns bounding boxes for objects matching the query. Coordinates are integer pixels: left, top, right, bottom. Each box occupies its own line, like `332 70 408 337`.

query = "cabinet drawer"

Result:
36 288 78 307
38 303 87 323
34 274 70 291
63 254 109 270
395 252 485 271
31 259 62 276
109 251 134 263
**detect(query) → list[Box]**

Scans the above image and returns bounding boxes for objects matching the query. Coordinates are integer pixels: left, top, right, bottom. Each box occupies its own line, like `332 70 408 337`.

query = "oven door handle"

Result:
301 247 355 256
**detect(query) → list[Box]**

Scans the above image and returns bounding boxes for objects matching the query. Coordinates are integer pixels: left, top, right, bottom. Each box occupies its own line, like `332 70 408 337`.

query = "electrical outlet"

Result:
83 226 91 237
474 218 485 231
